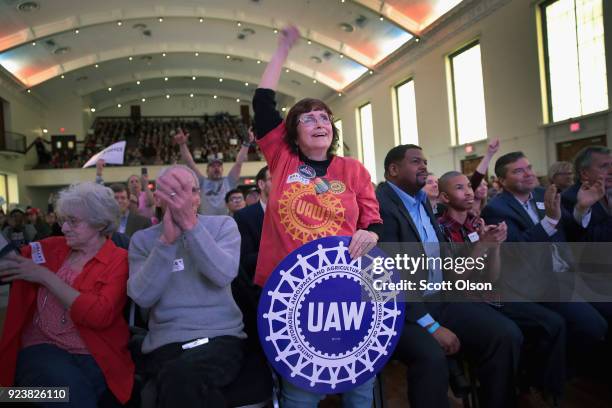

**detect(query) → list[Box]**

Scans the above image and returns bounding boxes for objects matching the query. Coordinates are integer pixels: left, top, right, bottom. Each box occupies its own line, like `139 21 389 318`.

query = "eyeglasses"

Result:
58 216 83 228
298 113 332 126
229 196 244 202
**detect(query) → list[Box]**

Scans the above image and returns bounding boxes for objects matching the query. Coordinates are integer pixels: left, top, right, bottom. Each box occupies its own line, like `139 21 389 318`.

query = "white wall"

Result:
327 0 612 181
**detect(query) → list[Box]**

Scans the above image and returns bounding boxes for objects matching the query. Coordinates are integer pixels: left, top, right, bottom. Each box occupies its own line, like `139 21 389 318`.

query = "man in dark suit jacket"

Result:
110 184 152 238
482 151 608 368
377 145 522 408
234 166 271 280
561 145 612 242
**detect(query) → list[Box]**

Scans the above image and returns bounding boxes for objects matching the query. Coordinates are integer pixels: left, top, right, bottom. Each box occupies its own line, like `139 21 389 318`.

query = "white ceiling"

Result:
0 0 465 108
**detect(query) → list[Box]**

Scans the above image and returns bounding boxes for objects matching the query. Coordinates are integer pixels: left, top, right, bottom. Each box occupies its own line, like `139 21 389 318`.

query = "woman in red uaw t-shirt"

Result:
253 25 383 408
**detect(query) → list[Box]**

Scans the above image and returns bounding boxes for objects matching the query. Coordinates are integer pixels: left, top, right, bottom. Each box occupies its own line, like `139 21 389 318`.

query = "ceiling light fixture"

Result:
199 17 204 23
166 94 170 99
213 95 218 99
237 21 242 27
338 92 343 96
164 77 168 81
42 128 48 133
141 98 146 102
162 52 166 57
94 64 99 68
108 87 112 91
285 68 290 73
190 93 194 98
339 54 344 58
158 17 164 22
27 89 31 93
226 55 231 59
236 98 240 103
415 37 420 43
281 107 287 112
60 74 65 79
74 29 79 34
136 80 141 85
128 56 133 61
379 15 384 21
307 40 312 45
256 60 261 64
90 107 96 112
31 41 36 46
117 21 123 26
273 29 278 34
117 103 122 108
369 70 374 75
195 52 199 56
192 76 196 80
219 78 223 82
313 79 317 84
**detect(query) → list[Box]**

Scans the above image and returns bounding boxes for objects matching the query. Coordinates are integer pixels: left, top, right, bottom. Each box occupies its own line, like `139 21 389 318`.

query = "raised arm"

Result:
95 159 105 184
227 128 254 183
471 139 500 187
259 25 300 90
174 129 204 179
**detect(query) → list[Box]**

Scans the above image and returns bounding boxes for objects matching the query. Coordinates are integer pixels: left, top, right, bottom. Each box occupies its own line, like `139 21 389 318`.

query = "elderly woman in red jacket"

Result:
0 182 134 408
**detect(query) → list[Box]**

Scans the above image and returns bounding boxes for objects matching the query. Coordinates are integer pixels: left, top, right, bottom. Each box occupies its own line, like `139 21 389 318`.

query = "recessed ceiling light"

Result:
415 37 420 43
379 15 384 21
117 20 123 26
285 68 290 73
74 29 79 34
226 55 231 59
190 93 194 98
237 21 242 27
281 107 287 112
256 60 261 64
236 98 240 103
339 54 344 58
94 64 99 68
117 103 122 108
273 29 278 34
108 87 112 92
369 70 373 75
195 52 199 56
245 82 249 86
31 41 36 46
213 95 218 99
42 128 48 133
17 2 40 12
141 98 146 102
158 17 164 22
128 56 133 61
136 80 141 85
307 40 312 45
199 17 204 23
219 78 223 82
313 79 317 83
60 74 65 79
162 52 166 57
166 94 170 99
90 107 96 112
27 89 31 93
338 92 343 96
164 77 168 81
192 76 196 80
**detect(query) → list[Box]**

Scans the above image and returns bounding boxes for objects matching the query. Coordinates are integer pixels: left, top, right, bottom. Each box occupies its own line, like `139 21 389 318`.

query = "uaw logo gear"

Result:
258 236 405 394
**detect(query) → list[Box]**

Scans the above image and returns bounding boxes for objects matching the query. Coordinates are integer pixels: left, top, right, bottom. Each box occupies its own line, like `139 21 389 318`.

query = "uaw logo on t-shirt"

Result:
258 236 405 394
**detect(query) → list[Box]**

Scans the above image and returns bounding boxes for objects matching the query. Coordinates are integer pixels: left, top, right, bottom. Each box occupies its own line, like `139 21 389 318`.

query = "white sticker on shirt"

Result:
29 242 46 264
172 258 185 272
286 173 311 185
467 231 480 243
536 202 545 210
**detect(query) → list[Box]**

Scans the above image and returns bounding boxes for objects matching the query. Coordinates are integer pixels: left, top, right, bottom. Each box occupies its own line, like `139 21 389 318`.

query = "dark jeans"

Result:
15 343 108 408
142 335 245 408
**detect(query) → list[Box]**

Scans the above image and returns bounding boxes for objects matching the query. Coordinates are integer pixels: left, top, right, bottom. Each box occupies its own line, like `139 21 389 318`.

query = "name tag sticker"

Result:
172 258 185 272
287 173 311 185
467 231 480 243
536 202 545 210
29 242 46 264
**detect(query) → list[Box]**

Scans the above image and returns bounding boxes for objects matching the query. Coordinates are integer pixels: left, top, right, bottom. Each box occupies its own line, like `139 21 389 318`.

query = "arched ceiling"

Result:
0 0 465 107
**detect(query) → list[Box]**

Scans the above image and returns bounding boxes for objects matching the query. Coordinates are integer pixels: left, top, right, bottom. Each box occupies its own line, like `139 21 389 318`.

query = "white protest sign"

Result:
82 141 126 168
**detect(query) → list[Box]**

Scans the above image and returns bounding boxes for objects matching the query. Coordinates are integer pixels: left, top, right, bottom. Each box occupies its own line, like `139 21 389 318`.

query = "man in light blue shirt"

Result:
377 144 522 408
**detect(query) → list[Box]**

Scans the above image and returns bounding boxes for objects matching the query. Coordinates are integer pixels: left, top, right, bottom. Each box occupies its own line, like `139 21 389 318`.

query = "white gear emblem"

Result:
260 240 403 392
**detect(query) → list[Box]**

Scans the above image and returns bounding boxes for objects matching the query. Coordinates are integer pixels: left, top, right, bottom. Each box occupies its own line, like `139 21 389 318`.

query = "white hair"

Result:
56 182 120 235
157 165 200 187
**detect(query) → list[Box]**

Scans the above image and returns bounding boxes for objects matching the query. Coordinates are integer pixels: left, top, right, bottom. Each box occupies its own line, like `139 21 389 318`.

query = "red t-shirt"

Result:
254 122 382 287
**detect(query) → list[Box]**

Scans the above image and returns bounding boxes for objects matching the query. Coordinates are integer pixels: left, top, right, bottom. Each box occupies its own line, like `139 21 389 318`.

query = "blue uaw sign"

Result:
258 236 405 394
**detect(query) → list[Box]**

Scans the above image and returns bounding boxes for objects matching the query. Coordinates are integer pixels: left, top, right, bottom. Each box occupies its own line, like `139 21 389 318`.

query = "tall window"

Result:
395 79 419 145
449 42 488 144
542 0 608 122
334 119 344 156
357 103 377 181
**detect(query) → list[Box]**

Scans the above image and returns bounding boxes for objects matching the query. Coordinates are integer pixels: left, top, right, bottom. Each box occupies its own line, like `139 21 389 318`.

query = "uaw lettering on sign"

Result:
295 200 331 221
258 236 405 394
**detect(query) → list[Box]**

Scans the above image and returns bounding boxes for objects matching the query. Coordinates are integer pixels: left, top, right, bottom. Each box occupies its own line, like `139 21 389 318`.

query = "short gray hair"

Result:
157 165 199 187
56 182 119 236
574 146 610 178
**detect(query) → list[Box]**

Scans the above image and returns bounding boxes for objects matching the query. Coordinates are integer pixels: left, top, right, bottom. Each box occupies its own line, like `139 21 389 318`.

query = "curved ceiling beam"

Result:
27 47 343 90
76 70 297 99
0 13 374 68
94 88 253 111
351 0 420 33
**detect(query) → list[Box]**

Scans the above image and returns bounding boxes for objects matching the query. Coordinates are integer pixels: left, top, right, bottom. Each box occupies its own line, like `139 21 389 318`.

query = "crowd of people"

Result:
1 25 611 408
35 113 260 169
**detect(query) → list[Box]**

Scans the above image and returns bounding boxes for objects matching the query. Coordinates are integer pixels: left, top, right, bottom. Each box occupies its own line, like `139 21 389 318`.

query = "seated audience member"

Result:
225 189 246 216
127 165 246 408
109 184 152 238
174 129 251 215
549 161 574 193
562 146 612 241
244 187 260 206
423 173 439 215
234 166 271 280
438 171 567 400
2 207 37 248
481 151 608 368
0 182 134 407
377 145 522 408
